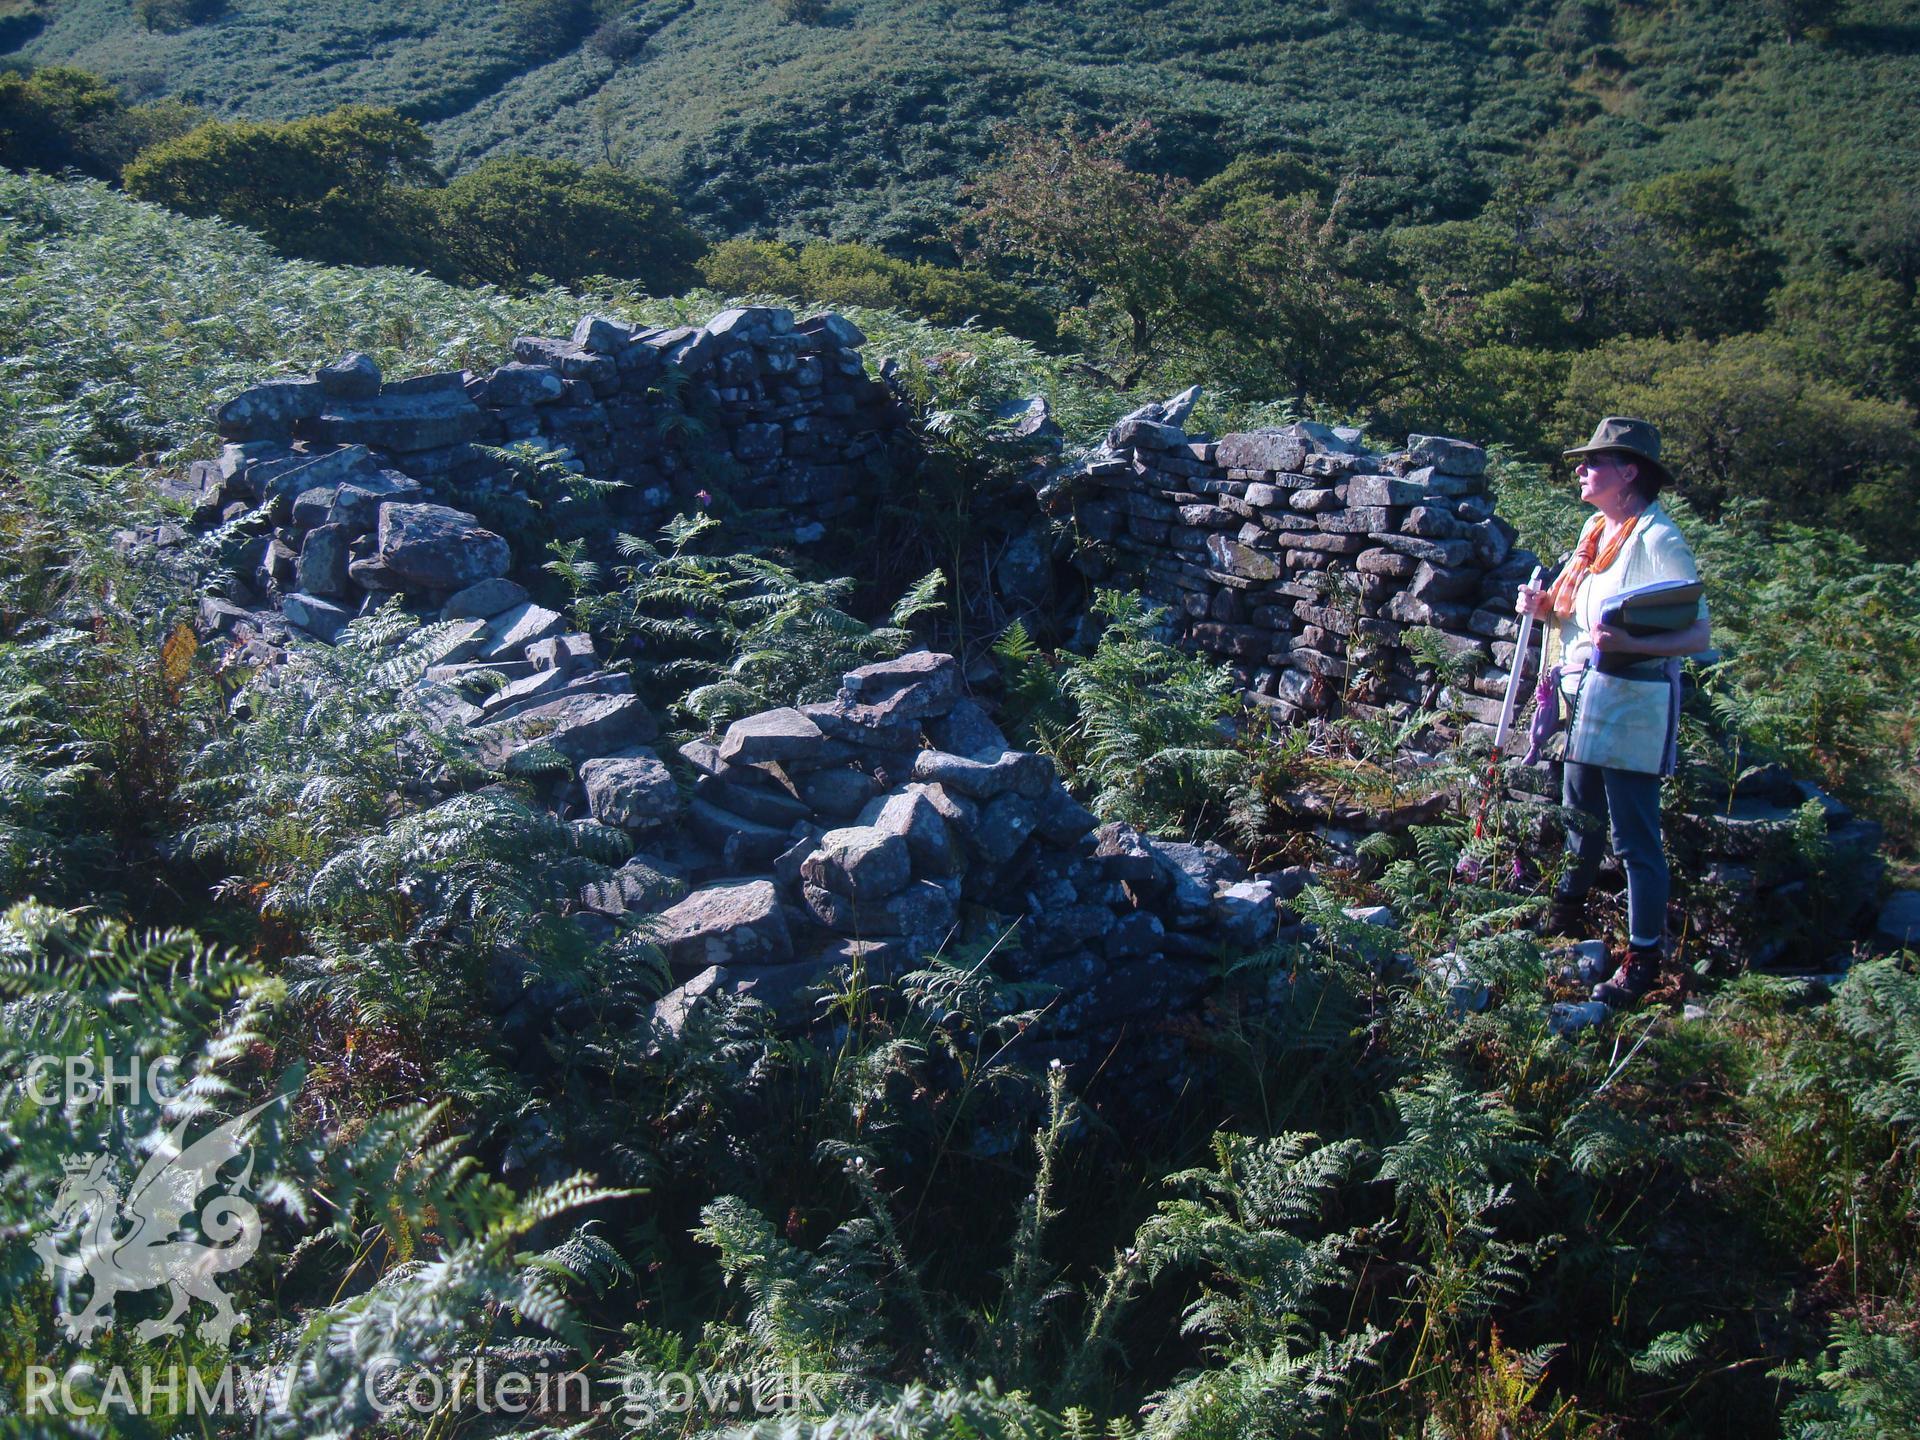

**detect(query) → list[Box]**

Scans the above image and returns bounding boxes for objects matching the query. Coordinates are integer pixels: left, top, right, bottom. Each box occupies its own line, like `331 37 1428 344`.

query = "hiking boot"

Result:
1592 945 1662 1007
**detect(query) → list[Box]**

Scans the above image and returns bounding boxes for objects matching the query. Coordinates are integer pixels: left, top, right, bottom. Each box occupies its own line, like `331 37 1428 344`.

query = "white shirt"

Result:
1554 502 1708 671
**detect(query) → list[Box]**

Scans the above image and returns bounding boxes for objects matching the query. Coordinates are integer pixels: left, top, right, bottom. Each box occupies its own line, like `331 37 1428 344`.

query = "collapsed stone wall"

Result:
1040 391 1898 954
171 305 906 639
1044 393 1537 743
163 305 1298 1072
168 303 1904 1060
572 647 1295 1072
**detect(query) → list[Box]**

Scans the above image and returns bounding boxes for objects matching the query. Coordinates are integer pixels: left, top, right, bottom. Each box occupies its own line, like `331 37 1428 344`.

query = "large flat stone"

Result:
581 752 682 829
377 503 512 590
800 876 958 944
911 748 1054 800
1370 533 1476 568
470 691 656 765
801 826 912 899
1205 534 1282 581
215 379 325 439
442 577 529 621
718 707 826 765
306 391 484 452
834 650 960 723
1405 435 1487 477
1217 431 1307 474
483 602 567 661
256 444 383 502
646 880 794 971
330 468 426 529
1345 474 1428 507
281 591 352 643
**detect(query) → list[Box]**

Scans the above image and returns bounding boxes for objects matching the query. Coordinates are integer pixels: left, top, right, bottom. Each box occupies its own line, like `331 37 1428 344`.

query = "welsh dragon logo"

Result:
34 1098 281 1347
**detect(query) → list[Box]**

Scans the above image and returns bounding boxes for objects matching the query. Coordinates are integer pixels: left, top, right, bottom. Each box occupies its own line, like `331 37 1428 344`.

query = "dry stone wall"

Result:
393 619 1295 1075
178 305 1308 1073
605 648 1298 1073
177 305 907 641
1044 395 1539 743
175 306 1899 1062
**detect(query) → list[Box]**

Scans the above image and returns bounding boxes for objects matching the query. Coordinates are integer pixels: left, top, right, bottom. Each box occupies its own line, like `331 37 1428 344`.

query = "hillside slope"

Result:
18 0 1920 255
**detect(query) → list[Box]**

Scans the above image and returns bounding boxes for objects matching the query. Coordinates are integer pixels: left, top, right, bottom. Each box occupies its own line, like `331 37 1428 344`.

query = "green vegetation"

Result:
12 0 1917 263
576 509 948 731
0 63 200 178
121 107 706 290
700 237 1058 345
3 71 1920 1437
122 104 442 269
7 0 1919 557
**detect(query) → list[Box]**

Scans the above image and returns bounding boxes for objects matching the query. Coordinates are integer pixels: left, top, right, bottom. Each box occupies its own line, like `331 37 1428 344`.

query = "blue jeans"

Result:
1557 761 1668 948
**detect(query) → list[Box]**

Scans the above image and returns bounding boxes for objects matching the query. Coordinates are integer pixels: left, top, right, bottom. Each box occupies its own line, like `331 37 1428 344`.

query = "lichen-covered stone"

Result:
471 691 656 765
377 504 512 590
911 748 1053 800
647 880 793 971
801 825 911 899
719 707 826 765
582 752 682 829
442 577 529 621
835 650 960 722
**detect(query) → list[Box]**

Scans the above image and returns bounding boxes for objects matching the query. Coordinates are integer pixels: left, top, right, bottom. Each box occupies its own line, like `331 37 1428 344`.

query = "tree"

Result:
502 0 592 58
134 0 224 31
432 156 704 293
1387 219 1523 300
1559 333 1920 554
0 66 200 181
1187 186 1422 409
587 13 651 64
123 105 440 269
1516 173 1778 344
1762 0 1839 43
698 238 806 297
1768 271 1920 407
1623 169 1778 335
1855 190 1920 293
966 122 1205 387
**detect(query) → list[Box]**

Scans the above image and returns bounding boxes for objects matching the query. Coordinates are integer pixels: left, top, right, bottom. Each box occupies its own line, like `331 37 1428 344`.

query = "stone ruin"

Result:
167 305 908 641
1043 390 1536 744
162 303 1908 1065
530 645 1298 1076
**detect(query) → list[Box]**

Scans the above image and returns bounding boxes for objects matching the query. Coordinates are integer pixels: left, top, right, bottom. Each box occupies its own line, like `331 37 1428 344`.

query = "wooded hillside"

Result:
12 0 1919 258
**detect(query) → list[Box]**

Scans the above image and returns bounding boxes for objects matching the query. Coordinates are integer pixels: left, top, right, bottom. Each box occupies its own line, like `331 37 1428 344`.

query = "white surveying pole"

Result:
1494 565 1546 753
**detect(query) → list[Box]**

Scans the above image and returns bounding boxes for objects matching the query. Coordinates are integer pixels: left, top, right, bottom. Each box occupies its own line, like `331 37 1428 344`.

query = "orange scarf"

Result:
1548 511 1642 617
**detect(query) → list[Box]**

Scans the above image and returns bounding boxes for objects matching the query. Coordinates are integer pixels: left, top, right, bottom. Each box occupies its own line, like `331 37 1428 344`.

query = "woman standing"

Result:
1517 417 1712 1007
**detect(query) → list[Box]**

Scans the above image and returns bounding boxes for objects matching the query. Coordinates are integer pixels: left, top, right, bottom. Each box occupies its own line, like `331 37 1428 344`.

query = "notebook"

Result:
1599 578 1703 637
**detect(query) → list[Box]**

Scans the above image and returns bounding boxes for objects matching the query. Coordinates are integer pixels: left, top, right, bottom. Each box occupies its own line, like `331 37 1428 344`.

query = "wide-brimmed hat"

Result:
1563 415 1673 491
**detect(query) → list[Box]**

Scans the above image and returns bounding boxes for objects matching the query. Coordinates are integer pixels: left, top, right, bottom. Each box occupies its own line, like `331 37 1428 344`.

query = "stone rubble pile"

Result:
176 306 906 645
494 645 1307 1070
1045 397 1541 745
